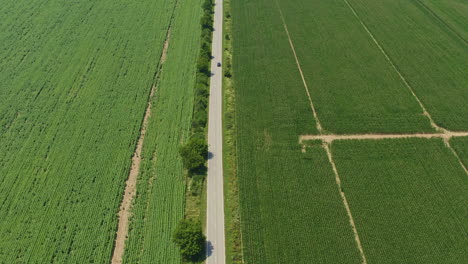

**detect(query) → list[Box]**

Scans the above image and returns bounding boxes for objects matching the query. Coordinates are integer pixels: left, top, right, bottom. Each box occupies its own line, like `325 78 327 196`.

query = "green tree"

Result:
179 136 208 172
173 219 206 260
197 56 210 75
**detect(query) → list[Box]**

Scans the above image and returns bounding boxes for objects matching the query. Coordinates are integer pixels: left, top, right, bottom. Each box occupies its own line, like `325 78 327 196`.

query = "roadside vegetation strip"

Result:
121 0 204 262
221 0 244 262
345 0 468 131
179 0 214 235
332 139 468 263
0 0 176 262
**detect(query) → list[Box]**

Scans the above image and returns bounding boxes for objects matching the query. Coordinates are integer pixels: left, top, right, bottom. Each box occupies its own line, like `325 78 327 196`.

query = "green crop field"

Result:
235 141 362 264
275 0 434 134
451 137 468 168
0 0 201 263
332 139 468 263
231 0 321 140
346 0 468 130
420 0 468 41
232 0 362 263
122 0 202 262
230 0 468 263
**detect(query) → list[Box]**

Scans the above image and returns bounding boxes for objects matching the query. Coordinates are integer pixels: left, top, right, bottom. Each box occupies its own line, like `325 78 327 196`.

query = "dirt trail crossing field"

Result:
111 29 172 264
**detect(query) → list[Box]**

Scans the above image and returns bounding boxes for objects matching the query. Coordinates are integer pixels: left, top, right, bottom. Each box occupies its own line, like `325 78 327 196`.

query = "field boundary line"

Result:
274 0 323 133
301 132 468 174
342 0 443 133
342 0 468 175
110 9 175 264
300 131 468 143
446 140 468 174
275 3 369 260
323 144 368 264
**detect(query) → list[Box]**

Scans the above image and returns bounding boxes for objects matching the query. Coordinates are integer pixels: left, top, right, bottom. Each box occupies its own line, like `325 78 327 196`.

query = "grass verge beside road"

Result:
222 0 243 263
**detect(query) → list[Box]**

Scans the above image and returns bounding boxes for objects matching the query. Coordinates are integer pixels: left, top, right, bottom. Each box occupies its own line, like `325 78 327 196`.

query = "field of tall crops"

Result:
230 0 468 263
332 139 468 263
347 0 468 130
451 137 468 168
122 0 203 262
420 0 468 41
0 0 199 262
276 0 435 134
231 0 362 262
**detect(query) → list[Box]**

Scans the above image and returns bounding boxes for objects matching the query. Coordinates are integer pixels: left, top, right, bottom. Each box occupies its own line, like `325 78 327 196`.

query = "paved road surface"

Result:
206 0 225 263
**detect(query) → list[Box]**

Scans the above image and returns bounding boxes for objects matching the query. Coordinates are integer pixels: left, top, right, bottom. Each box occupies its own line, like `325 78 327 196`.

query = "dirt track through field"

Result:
110 28 172 264
301 131 468 175
323 144 368 264
340 0 468 174
275 2 368 262
274 0 323 133
300 131 468 144
342 0 443 133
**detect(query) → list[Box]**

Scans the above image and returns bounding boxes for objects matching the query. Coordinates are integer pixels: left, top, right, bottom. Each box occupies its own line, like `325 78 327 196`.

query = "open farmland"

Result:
230 0 468 263
418 0 468 42
121 0 202 262
232 1 366 263
231 0 362 263
275 0 435 134
0 0 201 263
331 139 468 263
451 137 468 169
345 0 468 130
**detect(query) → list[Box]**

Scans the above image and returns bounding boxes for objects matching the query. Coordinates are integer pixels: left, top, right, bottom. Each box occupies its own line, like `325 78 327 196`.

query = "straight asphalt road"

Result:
206 0 225 263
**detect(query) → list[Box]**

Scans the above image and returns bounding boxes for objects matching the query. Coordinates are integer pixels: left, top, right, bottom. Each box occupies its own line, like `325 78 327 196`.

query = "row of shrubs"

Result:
174 0 214 261
179 0 214 177
192 0 214 135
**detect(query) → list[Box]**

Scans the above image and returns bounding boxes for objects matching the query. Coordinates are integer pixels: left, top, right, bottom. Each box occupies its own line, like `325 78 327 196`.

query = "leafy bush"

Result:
173 219 206 261
179 136 208 173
